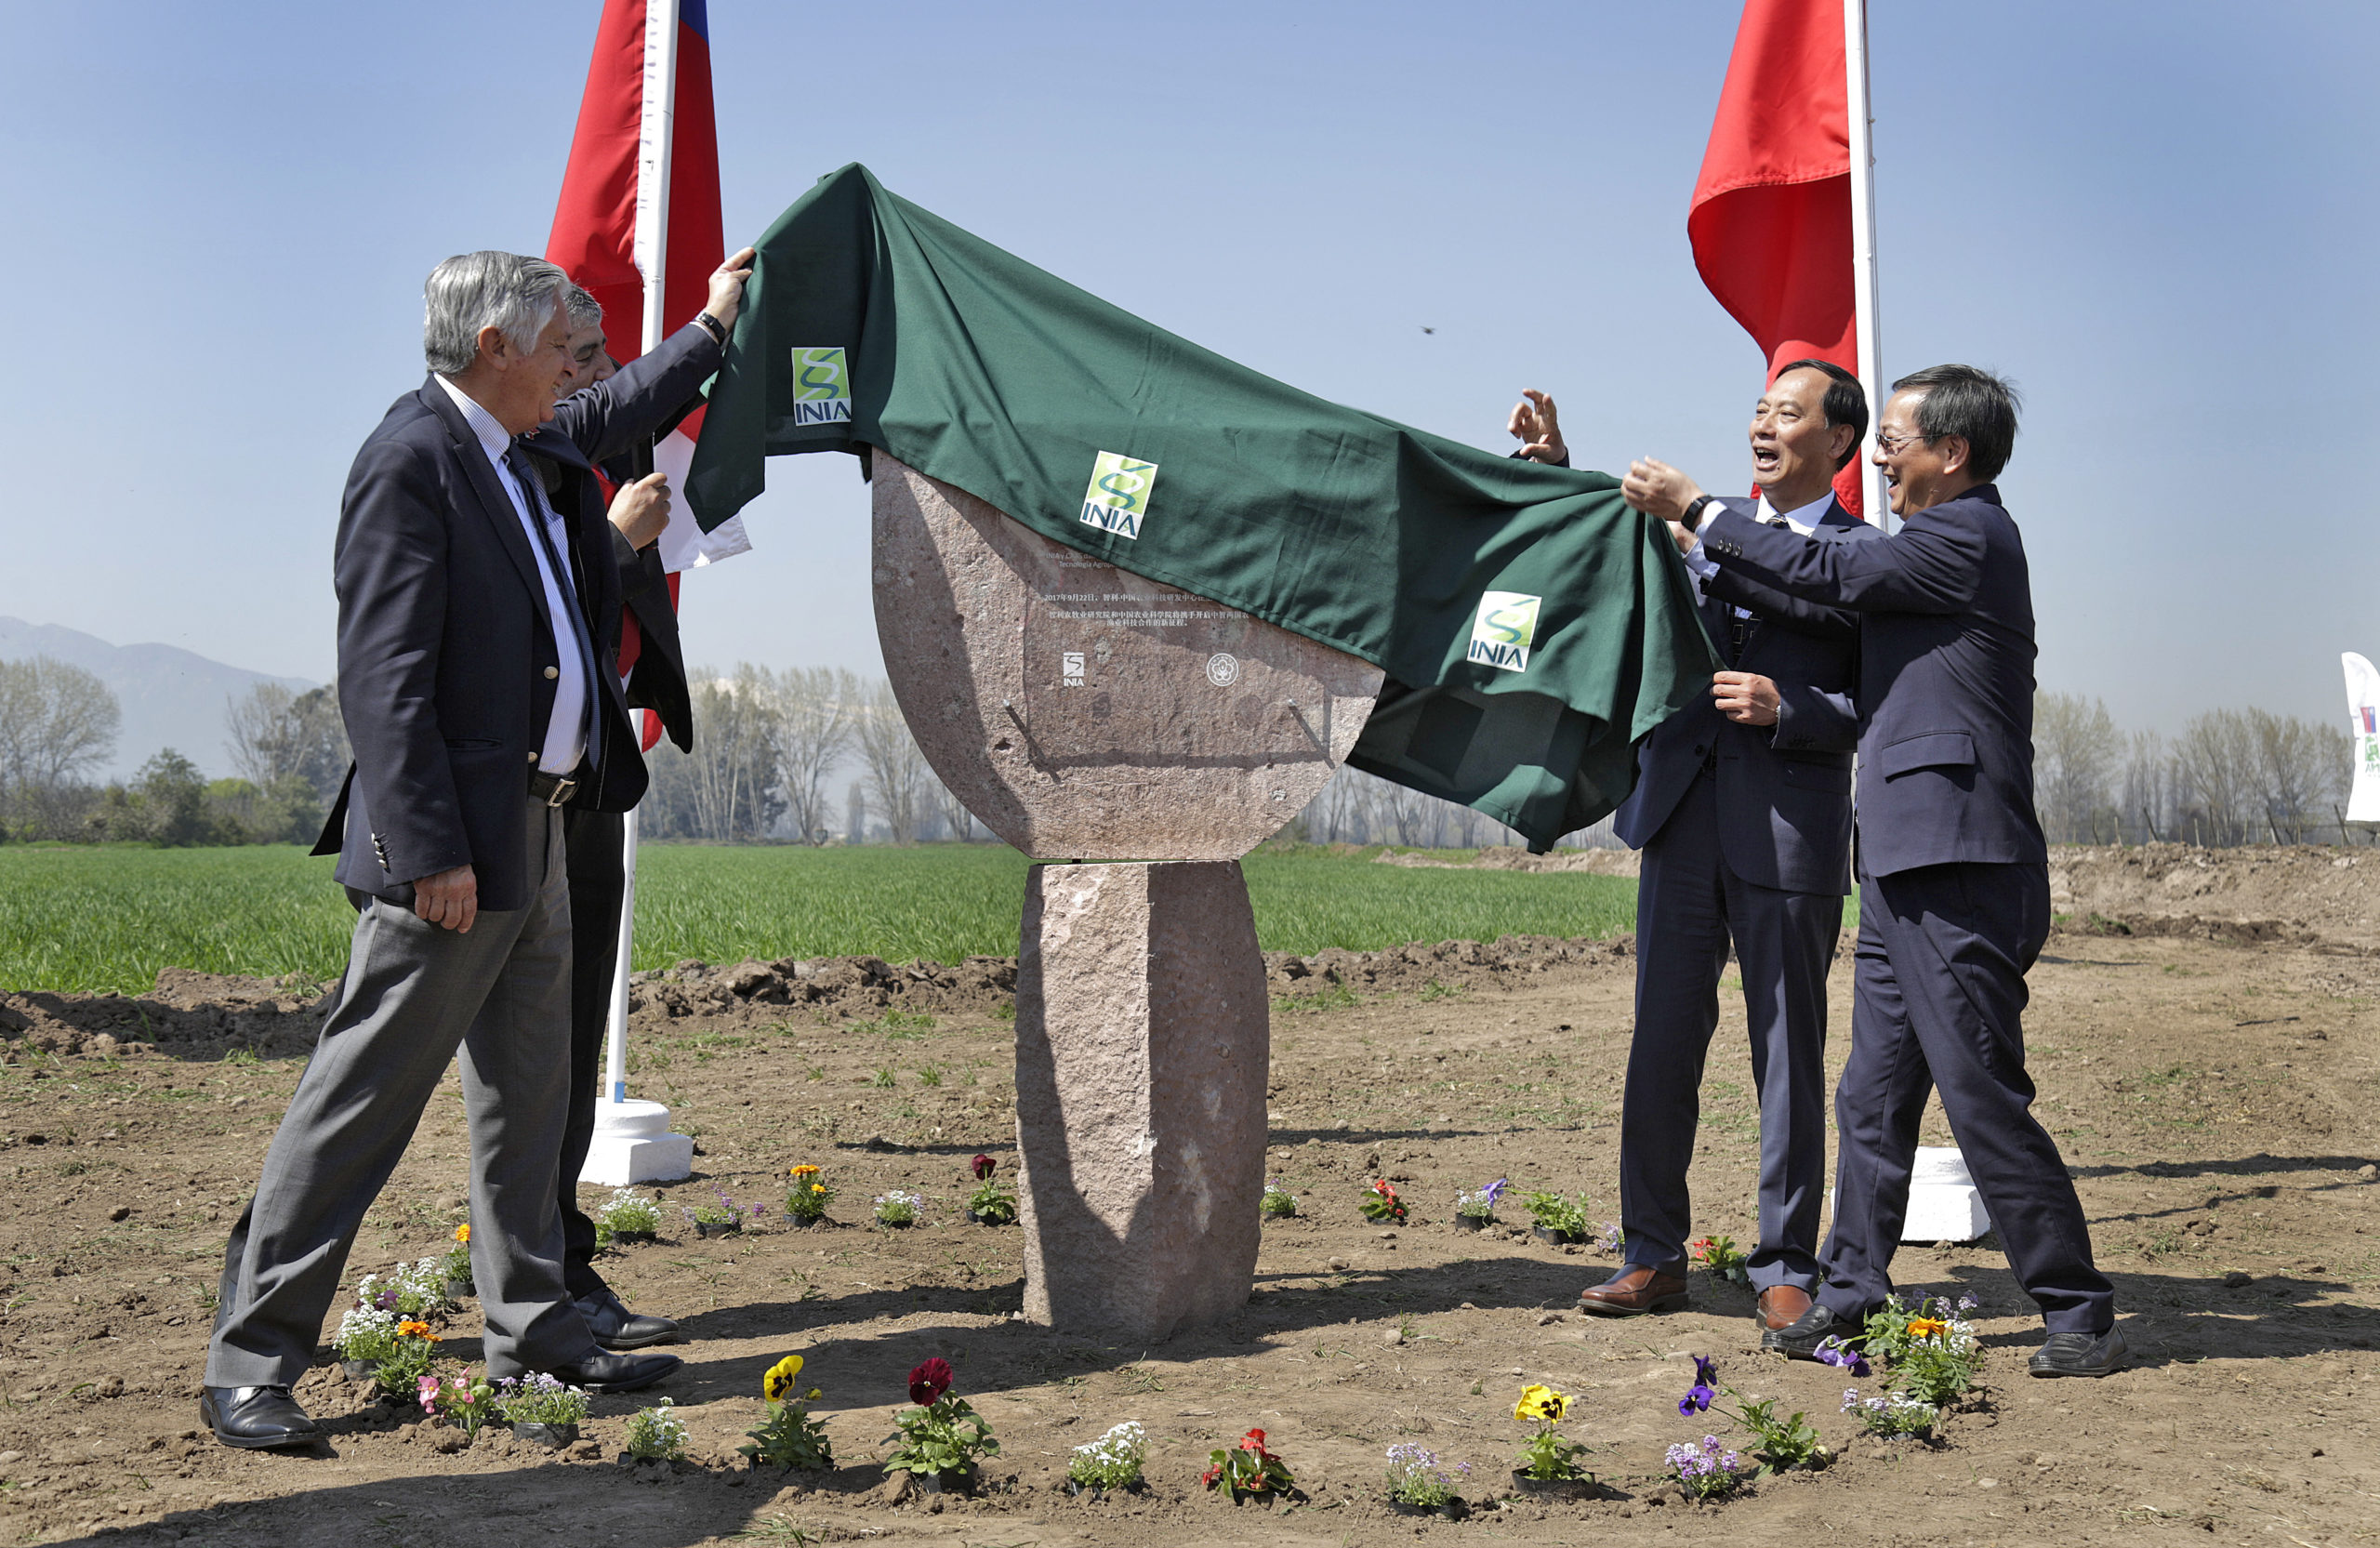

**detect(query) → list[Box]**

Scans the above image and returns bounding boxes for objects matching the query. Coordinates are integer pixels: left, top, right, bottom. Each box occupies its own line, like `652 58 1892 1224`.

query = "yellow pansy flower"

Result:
1514 1383 1569 1423
763 1353 806 1403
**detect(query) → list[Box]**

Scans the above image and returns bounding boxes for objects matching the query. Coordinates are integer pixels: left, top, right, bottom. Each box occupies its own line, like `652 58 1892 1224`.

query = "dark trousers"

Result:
1620 770 1841 1290
1819 861 2115 1333
557 807 626 1302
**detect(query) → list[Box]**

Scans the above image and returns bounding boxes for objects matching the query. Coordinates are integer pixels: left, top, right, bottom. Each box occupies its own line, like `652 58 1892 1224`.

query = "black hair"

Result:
1890 364 2021 483
1772 358 1869 469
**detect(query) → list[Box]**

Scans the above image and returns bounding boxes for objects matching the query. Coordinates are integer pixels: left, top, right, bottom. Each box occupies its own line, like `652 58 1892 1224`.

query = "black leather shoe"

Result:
1765 1302 1867 1358
543 1350 681 1394
2029 1326 2128 1378
200 1385 320 1449
575 1288 681 1351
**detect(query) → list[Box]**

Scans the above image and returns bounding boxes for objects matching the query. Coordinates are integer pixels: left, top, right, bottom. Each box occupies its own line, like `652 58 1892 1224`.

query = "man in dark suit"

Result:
1628 364 2124 1377
522 269 745 1350
1514 364 1875 1334
201 252 685 1449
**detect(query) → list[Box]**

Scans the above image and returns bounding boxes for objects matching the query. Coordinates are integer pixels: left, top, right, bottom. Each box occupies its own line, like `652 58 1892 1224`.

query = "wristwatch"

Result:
1680 494 1718 533
694 311 728 346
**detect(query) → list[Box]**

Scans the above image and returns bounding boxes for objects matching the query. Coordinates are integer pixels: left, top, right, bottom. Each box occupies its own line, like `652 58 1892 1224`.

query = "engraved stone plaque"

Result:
871 454 1381 860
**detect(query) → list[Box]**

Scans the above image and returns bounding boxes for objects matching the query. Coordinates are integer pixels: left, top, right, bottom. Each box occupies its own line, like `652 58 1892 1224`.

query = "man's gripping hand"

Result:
1506 390 1568 465
702 246 760 332
414 865 479 933
1621 457 1706 522
609 471 672 550
1712 672 1780 728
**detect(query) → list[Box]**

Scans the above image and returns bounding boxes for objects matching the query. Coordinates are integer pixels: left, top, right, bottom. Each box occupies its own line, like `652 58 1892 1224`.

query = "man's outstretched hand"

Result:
1621 457 1706 522
702 246 760 331
1507 390 1568 465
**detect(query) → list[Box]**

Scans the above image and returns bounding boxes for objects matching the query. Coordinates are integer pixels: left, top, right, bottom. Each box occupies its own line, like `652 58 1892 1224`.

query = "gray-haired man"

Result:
201 251 687 1449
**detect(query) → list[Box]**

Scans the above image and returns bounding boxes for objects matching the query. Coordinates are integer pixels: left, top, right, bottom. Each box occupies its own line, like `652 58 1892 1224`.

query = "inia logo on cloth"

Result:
1080 452 1157 539
787 347 851 425
1467 591 1541 672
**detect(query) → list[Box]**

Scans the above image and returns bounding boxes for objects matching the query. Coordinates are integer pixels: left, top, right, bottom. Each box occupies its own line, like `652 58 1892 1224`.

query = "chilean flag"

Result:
1688 0 1865 515
548 0 747 748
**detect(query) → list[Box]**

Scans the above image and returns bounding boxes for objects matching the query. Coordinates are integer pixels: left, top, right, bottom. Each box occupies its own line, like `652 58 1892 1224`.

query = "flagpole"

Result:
592 0 681 1152
1843 0 1886 530
604 0 677 1101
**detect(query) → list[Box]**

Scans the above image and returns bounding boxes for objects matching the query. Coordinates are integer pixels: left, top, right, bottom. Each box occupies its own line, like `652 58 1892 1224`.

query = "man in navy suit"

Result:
1627 364 2124 1378
1514 363 1874 1334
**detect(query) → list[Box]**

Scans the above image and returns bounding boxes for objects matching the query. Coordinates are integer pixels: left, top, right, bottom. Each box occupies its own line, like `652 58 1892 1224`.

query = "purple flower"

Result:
1692 1354 1718 1387
1480 1177 1508 1206
1957 1293 1979 1312
1679 1383 1716 1417
1813 1337 1871 1377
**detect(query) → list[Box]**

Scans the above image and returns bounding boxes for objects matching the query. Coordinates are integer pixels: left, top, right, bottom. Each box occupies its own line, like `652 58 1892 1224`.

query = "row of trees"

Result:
0 652 2364 850
0 659 351 845
638 667 983 844
2032 691 2354 846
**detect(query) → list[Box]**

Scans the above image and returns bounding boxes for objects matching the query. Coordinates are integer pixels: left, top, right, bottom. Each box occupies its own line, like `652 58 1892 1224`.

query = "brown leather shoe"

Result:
1753 1284 1815 1332
1577 1264 1688 1316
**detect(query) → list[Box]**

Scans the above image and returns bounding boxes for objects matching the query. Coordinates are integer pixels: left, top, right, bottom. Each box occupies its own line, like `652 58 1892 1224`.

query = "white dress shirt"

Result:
434 376 589 774
1683 488 1833 618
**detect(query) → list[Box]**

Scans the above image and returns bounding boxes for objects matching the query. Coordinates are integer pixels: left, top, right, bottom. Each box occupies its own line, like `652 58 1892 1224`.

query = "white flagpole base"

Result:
578 1097 694 1186
1899 1145 1990 1243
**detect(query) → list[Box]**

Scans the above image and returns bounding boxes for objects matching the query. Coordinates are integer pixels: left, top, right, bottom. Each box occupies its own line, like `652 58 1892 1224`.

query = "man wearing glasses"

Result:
1623 364 2124 1379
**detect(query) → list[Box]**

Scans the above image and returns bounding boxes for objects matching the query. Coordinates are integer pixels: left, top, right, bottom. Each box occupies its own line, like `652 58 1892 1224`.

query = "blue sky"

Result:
3 0 2373 741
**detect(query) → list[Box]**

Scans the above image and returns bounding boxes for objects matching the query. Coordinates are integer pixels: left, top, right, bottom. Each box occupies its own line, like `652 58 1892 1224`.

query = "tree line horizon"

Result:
0 655 2362 851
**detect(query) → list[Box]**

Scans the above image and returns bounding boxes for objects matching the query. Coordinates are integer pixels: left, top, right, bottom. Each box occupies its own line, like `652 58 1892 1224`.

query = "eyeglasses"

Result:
1872 430 1937 456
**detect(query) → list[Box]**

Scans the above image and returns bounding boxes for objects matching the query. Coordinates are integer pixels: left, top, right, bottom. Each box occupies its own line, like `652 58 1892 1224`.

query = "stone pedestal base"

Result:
1901 1145 1990 1242
1013 860 1268 1342
576 1098 694 1187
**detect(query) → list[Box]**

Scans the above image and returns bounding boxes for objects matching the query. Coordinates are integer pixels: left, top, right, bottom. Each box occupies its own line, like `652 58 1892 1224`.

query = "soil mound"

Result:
1373 844 1640 877
2049 843 2377 946
0 970 327 1060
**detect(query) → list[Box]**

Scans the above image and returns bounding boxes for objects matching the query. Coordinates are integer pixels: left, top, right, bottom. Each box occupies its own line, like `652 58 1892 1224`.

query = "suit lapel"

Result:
417 377 556 637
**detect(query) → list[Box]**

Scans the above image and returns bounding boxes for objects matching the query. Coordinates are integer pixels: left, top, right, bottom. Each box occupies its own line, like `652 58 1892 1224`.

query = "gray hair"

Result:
422 251 570 376
562 284 604 331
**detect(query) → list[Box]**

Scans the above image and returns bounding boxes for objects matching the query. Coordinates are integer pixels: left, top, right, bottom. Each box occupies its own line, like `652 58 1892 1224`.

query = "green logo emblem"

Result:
788 347 850 424
1079 451 1157 540
1466 591 1541 672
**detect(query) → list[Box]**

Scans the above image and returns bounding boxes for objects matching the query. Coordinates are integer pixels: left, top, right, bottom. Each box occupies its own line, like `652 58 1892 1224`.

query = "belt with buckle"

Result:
528 767 580 807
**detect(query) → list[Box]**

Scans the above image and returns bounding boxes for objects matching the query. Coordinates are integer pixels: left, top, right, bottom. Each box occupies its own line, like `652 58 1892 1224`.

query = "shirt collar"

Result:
433 375 514 467
1754 488 1835 535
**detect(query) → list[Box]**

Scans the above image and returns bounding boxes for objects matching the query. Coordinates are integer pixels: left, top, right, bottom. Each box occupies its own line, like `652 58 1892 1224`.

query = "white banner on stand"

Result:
2346 652 2380 823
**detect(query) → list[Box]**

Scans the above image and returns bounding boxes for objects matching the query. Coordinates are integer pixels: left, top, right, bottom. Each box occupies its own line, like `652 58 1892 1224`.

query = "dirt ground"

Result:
0 843 2374 1548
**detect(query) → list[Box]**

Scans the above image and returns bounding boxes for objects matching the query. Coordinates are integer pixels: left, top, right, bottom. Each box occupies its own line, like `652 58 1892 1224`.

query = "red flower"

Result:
907 1356 954 1407
971 1154 997 1181
1239 1427 1270 1456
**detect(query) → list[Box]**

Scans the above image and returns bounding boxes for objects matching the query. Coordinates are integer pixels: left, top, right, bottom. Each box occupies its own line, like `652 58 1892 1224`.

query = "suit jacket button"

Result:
527 749 539 762
544 666 559 680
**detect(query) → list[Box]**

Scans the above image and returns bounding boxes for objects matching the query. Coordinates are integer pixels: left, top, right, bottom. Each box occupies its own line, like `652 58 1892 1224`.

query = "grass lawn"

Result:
0 841 1639 997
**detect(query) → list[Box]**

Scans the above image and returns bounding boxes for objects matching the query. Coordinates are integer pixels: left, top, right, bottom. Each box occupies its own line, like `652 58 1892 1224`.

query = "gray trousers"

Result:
1620 771 1841 1291
206 800 600 1387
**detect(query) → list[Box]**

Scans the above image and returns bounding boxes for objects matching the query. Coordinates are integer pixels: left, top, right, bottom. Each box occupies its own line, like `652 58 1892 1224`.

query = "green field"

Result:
0 842 1640 997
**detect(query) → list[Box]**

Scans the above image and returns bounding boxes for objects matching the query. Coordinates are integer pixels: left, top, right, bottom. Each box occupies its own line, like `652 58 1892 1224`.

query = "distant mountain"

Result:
0 617 316 781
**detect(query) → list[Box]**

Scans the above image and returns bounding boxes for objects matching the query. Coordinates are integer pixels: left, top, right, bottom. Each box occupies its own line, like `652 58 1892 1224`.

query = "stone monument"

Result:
871 454 1382 1341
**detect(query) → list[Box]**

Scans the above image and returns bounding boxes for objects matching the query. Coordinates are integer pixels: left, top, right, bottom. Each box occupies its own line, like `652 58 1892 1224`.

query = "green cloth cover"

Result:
686 164 1715 850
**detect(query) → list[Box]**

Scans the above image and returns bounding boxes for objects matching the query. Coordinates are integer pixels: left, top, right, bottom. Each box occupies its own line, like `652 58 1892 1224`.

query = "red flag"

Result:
548 0 739 749
1688 0 1863 514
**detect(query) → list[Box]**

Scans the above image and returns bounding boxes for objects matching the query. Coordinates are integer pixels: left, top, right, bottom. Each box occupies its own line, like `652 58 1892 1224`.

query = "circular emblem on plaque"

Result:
1204 652 1241 687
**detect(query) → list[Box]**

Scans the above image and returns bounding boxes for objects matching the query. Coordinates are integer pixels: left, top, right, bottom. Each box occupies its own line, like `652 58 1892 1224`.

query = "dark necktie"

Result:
506 447 602 768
